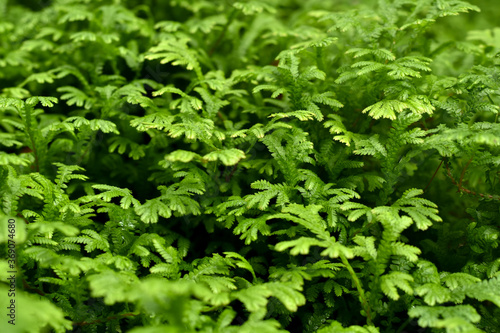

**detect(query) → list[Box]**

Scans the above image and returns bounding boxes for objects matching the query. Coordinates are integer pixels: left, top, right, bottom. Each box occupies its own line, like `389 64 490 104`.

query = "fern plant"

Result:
1 0 500 332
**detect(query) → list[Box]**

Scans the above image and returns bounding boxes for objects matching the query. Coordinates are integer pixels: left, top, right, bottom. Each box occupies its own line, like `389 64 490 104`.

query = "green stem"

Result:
76 134 96 166
395 317 412 333
423 159 443 193
340 253 373 326
24 105 40 172
316 47 325 72
208 8 237 56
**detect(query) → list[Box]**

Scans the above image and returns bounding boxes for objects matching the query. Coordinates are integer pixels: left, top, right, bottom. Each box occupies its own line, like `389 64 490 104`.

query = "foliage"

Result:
1 0 500 332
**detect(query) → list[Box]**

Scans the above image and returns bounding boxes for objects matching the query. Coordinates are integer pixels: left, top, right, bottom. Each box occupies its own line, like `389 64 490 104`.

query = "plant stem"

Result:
445 158 500 200
395 317 412 333
209 8 237 56
459 156 473 189
340 253 373 326
24 106 40 172
423 159 443 193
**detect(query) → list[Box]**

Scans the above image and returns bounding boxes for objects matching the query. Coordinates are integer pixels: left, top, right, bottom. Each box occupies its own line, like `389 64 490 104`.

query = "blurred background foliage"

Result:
1 0 500 332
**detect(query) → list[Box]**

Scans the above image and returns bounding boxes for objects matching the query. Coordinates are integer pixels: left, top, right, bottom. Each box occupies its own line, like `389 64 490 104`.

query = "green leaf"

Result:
146 36 200 72
274 204 329 239
409 305 481 332
415 283 451 305
57 86 93 109
380 271 414 300
87 270 139 305
318 321 380 332
165 150 201 163
266 282 306 312
463 276 500 307
203 148 246 166
441 273 481 290
70 31 97 42
233 1 277 15
85 184 140 209
135 198 172 223
363 100 406 120
275 237 326 255
234 284 272 312
88 119 120 134
224 252 257 281
26 96 58 107
0 285 73 333
0 152 30 166
346 47 396 61
234 215 272 244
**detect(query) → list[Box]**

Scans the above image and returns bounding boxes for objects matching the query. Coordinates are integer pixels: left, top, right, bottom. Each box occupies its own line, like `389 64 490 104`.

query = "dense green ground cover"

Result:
1 0 500 332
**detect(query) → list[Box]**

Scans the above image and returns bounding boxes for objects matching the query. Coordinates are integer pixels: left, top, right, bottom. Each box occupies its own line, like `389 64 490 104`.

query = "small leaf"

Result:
203 148 246 166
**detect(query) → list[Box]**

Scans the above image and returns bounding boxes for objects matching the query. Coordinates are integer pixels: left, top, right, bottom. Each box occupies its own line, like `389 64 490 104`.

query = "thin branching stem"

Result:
423 159 443 193
340 253 373 326
445 158 500 200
